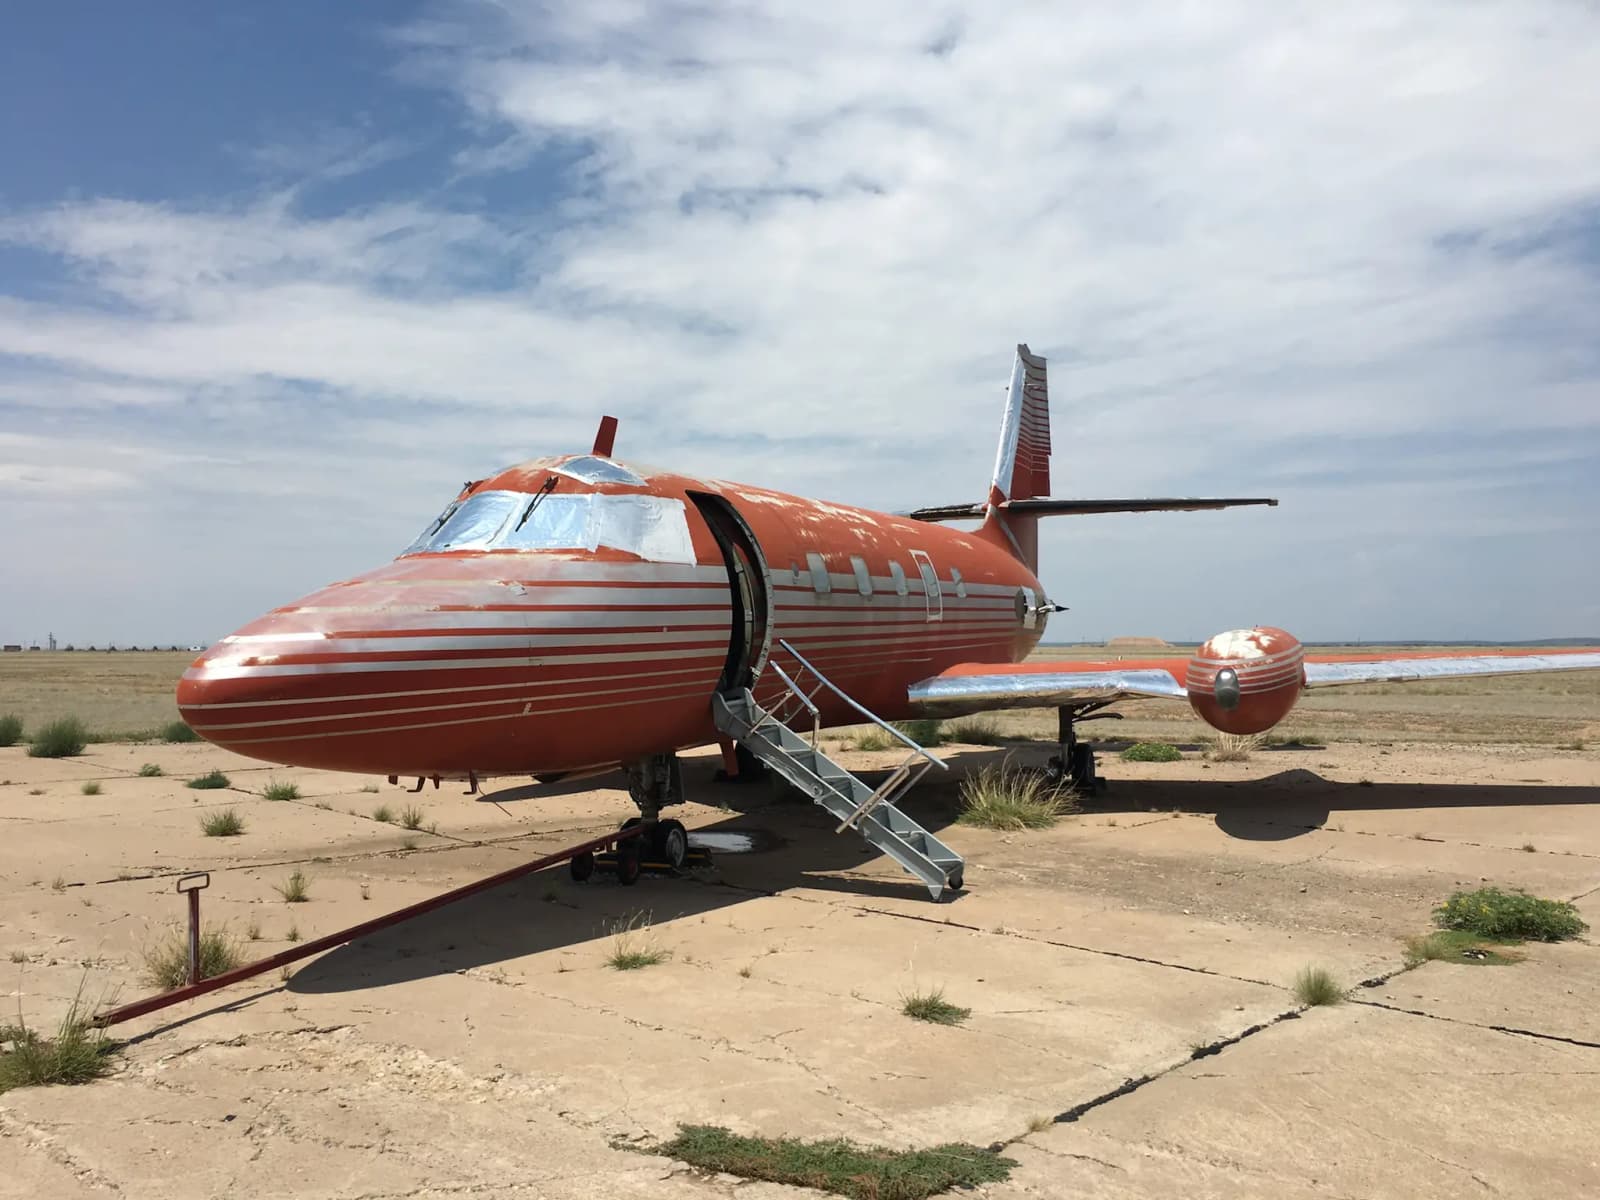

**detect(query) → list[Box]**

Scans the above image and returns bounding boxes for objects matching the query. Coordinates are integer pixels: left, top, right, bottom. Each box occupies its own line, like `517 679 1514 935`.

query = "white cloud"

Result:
2 0 1598 643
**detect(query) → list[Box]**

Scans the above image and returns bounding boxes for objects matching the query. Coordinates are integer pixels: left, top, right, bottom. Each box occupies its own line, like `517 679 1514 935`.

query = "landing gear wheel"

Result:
615 841 641 886
657 819 689 870
569 850 595 882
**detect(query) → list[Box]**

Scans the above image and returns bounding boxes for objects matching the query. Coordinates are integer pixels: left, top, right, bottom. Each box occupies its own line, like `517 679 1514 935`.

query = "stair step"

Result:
711 689 962 901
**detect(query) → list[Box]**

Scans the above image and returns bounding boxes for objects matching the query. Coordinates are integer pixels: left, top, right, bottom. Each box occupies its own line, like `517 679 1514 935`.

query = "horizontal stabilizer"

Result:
905 496 1279 523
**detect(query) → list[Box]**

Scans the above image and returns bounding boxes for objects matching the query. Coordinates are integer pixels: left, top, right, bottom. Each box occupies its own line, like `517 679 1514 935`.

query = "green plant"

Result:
360 782 380 793
850 728 892 751
1120 741 1182 763
652 1125 1015 1200
608 913 669 970
1207 732 1261 762
956 760 1073 830
199 808 245 837
141 926 242 990
187 770 230 790
276 869 310 903
286 925 300 943
51 876 66 892
8 951 26 964
1292 966 1343 1007
262 780 300 801
400 837 417 851
80 781 102 796
245 918 261 941
0 715 21 747
161 721 200 743
400 805 425 831
137 763 163 777
1403 931 1518 967
372 804 395 823
944 718 1006 746
893 718 944 747
27 717 87 759
0 997 118 1094
1433 887 1586 942
900 987 970 1025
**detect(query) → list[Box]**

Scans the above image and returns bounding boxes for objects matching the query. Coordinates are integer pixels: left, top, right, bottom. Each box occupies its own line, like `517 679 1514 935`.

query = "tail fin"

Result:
982 345 1051 569
990 344 1051 506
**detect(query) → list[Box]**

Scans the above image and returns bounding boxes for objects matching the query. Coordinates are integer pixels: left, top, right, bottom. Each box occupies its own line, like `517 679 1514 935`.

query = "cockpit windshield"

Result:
401 487 695 563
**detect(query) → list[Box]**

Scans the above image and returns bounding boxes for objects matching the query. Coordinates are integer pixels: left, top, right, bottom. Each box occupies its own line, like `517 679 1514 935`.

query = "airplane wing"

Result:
907 658 1190 717
1302 650 1600 688
907 648 1600 718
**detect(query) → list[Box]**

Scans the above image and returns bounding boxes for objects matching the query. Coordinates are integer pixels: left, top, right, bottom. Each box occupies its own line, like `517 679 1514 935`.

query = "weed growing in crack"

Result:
1403 931 1520 967
199 808 244 836
79 781 102 796
137 763 163 777
607 913 669 970
372 804 395 824
263 780 299 801
1433 887 1585 941
276 869 310 903
1292 966 1343 1007
0 992 118 1093
1120 741 1182 763
900 987 970 1025
400 804 425 830
142 926 242 990
957 760 1074 831
651 1125 1014 1199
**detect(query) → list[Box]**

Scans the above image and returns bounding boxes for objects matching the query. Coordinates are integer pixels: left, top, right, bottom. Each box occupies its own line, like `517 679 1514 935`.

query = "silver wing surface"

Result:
907 666 1186 718
1304 652 1600 688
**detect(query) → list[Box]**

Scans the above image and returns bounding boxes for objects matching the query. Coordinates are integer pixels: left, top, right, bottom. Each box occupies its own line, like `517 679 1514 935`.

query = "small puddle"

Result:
690 830 782 855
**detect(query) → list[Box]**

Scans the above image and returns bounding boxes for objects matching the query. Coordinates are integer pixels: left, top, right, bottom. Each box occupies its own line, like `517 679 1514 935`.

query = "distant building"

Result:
2 645 20 653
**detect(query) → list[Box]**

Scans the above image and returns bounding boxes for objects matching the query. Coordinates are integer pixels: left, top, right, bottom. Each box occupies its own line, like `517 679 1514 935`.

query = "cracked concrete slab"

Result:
2 737 1597 1198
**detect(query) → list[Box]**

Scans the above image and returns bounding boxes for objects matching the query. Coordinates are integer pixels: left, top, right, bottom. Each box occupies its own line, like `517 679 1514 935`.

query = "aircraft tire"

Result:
657 819 689 870
615 842 642 885
570 851 595 882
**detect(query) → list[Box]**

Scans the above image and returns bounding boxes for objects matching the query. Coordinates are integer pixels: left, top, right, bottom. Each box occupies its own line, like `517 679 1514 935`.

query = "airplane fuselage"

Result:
177 454 1049 777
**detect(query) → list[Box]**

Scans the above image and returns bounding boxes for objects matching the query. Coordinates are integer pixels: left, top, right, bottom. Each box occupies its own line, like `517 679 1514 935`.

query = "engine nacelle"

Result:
1187 627 1305 734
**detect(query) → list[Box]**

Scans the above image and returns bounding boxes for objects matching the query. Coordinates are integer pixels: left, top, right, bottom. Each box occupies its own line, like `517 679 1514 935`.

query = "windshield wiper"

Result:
515 475 559 531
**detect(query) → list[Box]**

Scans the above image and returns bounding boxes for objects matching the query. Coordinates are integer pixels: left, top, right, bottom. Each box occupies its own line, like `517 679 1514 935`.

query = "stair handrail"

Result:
775 639 947 770
765 660 820 747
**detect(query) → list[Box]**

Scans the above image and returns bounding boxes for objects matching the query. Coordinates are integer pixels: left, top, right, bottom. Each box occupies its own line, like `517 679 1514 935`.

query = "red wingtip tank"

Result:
1186 626 1305 735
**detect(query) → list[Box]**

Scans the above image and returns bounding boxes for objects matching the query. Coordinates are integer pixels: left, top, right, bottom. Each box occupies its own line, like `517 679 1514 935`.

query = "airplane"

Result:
177 345 1600 895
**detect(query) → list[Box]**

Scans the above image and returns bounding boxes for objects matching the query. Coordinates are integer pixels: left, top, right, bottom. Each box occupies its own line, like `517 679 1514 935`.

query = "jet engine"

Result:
1186 627 1305 734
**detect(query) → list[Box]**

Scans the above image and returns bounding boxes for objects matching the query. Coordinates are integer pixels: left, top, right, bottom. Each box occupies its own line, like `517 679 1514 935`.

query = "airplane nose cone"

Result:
177 628 331 762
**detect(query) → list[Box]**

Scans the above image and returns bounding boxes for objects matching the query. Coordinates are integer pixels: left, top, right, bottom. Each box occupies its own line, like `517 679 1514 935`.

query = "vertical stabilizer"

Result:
980 344 1051 569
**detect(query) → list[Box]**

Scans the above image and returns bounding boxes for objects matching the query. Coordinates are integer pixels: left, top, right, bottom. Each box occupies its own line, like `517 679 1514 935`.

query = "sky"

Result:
2 1 1598 647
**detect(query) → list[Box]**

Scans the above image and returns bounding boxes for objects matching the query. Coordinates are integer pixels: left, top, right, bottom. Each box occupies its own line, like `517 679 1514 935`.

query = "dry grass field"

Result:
2 645 1596 750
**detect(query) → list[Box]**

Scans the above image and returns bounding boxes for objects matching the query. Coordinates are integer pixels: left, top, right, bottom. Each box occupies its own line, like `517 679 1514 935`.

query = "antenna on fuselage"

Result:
593 416 619 456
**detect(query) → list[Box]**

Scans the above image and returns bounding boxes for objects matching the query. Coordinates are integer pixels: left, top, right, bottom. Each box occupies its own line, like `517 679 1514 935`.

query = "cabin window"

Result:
790 562 802 586
806 552 832 594
850 556 873 596
426 490 522 551
950 567 967 599
889 561 909 596
404 489 694 563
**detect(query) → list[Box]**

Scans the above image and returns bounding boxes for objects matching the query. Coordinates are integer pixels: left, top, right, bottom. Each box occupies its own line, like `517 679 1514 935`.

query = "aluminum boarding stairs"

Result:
711 640 965 901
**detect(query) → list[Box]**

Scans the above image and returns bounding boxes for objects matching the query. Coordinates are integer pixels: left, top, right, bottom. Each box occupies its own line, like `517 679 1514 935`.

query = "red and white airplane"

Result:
177 345 1599 880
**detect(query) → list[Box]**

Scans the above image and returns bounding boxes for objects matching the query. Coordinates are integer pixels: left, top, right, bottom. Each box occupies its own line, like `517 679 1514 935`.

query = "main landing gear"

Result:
1046 703 1120 793
567 752 709 884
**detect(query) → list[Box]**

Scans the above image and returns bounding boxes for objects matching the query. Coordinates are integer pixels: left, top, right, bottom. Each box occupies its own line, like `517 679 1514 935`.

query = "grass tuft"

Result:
360 782 381 793
399 804 425 830
1207 732 1261 762
187 770 230 790
850 728 892 752
653 1125 1014 1200
262 780 300 801
27 717 87 759
607 912 669 971
161 720 200 743
1120 741 1182 763
1292 966 1343 1007
199 808 244 837
944 718 1006 746
372 804 395 824
0 715 21 748
141 926 242 990
893 718 944 747
276 869 311 903
1433 887 1586 942
137 763 163 777
900 987 970 1026
956 760 1074 831
0 998 118 1094
80 781 102 796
